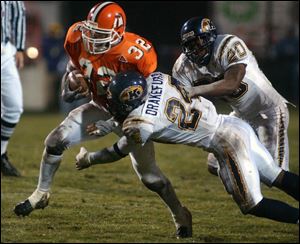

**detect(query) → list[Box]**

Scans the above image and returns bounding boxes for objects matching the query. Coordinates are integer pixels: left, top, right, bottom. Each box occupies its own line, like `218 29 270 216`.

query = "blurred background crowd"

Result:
20 1 299 113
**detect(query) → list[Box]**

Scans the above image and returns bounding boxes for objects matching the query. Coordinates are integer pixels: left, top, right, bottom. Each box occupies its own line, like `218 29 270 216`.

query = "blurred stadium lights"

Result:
26 47 39 59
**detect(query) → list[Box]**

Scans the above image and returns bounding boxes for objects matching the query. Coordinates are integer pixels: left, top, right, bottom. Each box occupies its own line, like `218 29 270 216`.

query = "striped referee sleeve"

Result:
1 1 9 44
12 1 26 51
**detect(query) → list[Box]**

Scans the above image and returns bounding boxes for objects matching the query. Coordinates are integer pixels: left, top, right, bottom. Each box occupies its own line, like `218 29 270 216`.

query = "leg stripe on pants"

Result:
225 150 246 201
278 108 285 168
1 135 10 141
1 118 17 128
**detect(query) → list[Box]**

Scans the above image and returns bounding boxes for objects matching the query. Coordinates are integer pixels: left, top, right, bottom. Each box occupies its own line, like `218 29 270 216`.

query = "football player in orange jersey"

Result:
14 2 192 238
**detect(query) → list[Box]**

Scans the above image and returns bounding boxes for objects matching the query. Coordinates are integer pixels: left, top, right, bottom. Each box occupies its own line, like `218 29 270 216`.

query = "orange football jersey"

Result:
64 22 157 109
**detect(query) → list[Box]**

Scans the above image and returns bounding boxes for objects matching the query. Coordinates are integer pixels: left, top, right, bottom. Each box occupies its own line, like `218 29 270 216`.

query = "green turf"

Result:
1 107 299 243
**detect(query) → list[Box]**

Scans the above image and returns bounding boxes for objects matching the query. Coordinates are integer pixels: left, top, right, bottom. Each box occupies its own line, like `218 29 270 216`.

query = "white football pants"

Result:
208 104 290 173
1 41 23 155
209 115 282 214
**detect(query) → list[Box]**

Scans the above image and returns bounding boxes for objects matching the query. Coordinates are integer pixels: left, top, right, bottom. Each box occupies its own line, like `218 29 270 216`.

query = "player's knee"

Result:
2 105 23 123
207 153 219 176
44 126 69 156
141 175 168 193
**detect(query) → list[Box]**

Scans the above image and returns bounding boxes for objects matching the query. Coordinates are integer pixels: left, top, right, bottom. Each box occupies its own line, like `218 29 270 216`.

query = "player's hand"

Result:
180 85 195 98
75 147 91 170
63 87 89 103
62 71 90 103
86 119 118 137
15 51 24 69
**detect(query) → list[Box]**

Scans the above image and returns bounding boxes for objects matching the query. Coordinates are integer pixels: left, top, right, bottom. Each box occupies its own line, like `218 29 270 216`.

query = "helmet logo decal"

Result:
201 18 211 33
120 85 144 102
113 15 124 28
182 31 195 41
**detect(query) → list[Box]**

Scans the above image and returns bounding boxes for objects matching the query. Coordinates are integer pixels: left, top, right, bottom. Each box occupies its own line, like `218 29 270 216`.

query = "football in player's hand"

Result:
68 70 89 92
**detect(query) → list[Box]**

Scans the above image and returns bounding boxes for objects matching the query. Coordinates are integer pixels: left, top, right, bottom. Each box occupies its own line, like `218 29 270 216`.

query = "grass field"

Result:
1 107 299 243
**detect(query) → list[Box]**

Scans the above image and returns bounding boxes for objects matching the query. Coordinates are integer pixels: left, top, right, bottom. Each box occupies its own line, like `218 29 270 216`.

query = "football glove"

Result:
86 118 118 137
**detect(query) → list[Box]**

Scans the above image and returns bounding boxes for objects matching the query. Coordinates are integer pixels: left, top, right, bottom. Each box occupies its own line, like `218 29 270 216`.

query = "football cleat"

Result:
14 190 50 217
14 199 34 216
1 152 21 177
174 206 193 238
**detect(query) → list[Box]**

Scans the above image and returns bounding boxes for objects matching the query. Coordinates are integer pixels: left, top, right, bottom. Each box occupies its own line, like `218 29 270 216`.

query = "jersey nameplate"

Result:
145 73 164 116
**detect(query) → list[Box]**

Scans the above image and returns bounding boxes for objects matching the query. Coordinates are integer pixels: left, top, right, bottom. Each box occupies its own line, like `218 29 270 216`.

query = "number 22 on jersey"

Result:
165 78 202 131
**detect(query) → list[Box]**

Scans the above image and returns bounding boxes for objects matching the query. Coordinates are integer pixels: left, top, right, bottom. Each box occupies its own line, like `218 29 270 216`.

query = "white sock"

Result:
37 149 62 192
28 189 50 207
1 140 9 155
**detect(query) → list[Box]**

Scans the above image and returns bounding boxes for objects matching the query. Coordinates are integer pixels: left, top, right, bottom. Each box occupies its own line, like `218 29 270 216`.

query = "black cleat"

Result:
176 226 192 238
14 191 50 217
175 207 192 239
14 199 34 216
1 152 21 177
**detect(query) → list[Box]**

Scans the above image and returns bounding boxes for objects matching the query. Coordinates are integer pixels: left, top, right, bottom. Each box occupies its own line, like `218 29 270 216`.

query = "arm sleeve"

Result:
89 141 128 165
12 1 26 51
89 136 138 165
89 119 153 164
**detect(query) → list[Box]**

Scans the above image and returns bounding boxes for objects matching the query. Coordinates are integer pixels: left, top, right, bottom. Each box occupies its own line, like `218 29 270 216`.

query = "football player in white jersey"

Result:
172 17 292 176
76 71 299 226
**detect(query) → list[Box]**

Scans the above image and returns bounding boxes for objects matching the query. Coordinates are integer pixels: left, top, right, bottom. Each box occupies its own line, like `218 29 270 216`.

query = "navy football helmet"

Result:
107 71 148 121
180 17 217 66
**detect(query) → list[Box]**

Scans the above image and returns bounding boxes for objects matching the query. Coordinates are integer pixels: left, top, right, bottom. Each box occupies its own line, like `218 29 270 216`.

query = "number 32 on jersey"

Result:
128 38 152 60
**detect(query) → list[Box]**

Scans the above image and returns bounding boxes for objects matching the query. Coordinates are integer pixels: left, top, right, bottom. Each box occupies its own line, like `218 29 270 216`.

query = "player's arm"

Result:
185 36 250 98
186 63 246 97
61 60 89 103
75 120 151 170
61 22 89 103
75 136 137 170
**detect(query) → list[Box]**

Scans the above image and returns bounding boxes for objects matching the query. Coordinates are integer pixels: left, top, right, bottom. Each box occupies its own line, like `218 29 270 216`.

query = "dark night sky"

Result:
62 1 210 47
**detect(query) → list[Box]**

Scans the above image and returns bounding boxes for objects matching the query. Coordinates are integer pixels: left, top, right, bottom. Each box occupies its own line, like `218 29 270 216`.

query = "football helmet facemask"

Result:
180 17 217 66
82 1 126 54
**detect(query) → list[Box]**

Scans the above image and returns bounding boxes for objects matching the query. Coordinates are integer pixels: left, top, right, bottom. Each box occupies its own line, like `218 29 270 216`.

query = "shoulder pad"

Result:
217 35 248 66
172 53 186 74
65 22 83 44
